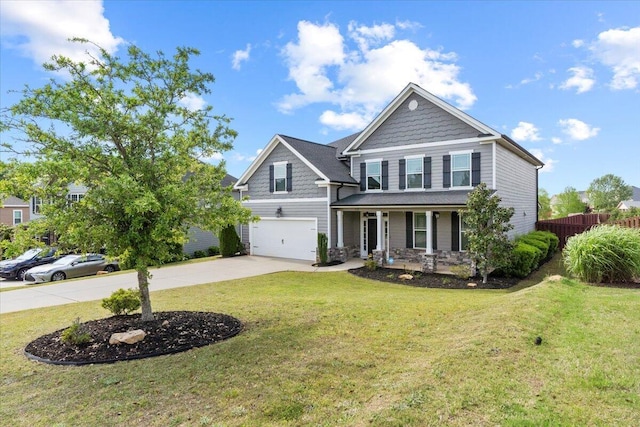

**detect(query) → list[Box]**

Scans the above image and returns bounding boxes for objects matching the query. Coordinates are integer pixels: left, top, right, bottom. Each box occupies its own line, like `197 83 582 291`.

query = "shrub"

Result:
563 225 640 283
505 241 540 278
517 236 547 266
450 264 473 279
220 225 244 257
193 250 207 258
364 255 377 271
207 246 220 256
317 233 328 264
532 230 559 256
60 318 91 346
101 288 141 315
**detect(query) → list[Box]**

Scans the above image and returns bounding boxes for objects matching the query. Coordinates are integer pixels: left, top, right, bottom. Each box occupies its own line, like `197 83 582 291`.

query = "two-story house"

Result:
234 83 543 271
0 196 30 227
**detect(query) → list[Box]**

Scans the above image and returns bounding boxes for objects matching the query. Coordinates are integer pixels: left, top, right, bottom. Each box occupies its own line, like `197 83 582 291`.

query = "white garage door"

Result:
251 218 317 261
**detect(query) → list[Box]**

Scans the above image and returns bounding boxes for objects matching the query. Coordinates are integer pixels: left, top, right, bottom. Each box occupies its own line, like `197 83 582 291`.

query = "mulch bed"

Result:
24 311 242 366
348 267 521 289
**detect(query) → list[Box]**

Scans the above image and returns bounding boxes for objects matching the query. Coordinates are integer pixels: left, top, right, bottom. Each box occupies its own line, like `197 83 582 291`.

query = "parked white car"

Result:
24 254 119 283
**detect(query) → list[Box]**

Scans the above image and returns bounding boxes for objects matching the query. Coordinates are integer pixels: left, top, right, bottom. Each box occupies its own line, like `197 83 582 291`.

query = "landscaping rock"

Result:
399 273 413 280
109 329 146 345
467 282 477 288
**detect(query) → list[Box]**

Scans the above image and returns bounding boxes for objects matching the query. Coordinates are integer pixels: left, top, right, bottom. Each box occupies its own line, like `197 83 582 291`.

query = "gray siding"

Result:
183 227 219 255
359 94 479 151
357 141 493 192
241 200 329 246
495 145 538 237
245 143 325 199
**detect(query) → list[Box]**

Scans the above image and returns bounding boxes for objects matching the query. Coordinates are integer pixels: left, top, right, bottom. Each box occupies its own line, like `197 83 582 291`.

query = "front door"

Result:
367 218 377 255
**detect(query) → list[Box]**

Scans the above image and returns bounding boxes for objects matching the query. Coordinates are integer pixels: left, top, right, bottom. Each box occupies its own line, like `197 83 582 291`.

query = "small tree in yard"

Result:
463 183 514 284
2 39 252 321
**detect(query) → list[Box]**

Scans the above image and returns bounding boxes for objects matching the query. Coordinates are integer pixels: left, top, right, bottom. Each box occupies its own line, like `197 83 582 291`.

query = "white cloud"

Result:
232 44 251 70
572 39 585 48
278 20 476 130
560 66 595 93
520 72 543 85
590 26 640 90
233 148 262 162
179 92 207 111
395 20 422 31
528 148 557 173
551 137 562 144
319 110 372 131
348 21 395 51
558 118 600 140
0 0 123 68
511 122 541 142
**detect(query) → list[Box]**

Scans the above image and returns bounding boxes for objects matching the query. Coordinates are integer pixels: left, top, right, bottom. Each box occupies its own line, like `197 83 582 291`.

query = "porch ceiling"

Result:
331 190 471 209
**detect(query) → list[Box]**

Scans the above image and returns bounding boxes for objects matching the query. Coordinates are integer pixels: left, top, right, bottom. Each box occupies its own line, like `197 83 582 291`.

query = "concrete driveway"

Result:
0 256 362 314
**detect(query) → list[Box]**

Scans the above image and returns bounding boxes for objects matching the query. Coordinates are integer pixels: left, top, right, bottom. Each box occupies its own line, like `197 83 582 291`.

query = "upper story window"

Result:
273 163 287 192
451 153 471 187
366 161 381 191
13 210 22 225
406 157 423 189
67 193 85 205
270 162 292 193
32 197 43 214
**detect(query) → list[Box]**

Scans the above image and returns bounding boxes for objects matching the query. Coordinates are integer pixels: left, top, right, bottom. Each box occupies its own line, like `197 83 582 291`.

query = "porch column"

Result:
426 210 433 255
376 210 383 250
337 210 344 247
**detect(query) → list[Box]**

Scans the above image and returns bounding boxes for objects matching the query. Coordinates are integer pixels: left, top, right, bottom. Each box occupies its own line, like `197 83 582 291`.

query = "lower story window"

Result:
460 215 469 251
414 213 426 248
13 210 22 225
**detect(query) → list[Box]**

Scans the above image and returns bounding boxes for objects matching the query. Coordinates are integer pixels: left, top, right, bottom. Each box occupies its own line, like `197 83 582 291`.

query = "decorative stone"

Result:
399 273 413 280
109 329 146 345
162 320 170 327
467 283 477 288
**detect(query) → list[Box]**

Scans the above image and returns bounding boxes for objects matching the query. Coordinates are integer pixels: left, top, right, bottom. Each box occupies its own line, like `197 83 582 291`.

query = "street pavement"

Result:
0 256 362 314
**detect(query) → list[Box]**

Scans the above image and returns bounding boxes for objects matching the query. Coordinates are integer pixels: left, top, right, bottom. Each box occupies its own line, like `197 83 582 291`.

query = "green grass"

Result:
1 269 639 426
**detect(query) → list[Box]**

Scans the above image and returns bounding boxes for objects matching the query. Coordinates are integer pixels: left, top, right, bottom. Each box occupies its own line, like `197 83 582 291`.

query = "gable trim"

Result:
234 135 330 189
353 135 497 156
343 83 498 155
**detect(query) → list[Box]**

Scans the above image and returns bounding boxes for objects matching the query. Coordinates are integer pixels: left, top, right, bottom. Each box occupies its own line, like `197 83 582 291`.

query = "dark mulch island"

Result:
24 311 242 366
349 267 521 289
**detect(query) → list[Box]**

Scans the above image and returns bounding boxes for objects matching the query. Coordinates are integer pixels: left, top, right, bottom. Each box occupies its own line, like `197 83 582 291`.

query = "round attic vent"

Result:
408 99 418 111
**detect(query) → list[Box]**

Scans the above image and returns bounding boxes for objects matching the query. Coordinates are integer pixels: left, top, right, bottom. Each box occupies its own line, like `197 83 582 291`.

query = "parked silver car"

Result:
24 254 119 283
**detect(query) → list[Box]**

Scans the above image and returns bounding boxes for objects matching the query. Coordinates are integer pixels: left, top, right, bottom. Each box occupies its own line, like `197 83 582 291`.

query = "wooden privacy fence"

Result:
536 214 610 250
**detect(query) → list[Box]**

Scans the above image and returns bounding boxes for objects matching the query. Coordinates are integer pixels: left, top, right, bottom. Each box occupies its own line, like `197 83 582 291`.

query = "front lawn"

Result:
1 271 638 426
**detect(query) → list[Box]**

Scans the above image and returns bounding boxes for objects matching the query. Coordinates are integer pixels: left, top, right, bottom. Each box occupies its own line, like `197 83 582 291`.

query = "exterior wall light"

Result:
276 207 282 218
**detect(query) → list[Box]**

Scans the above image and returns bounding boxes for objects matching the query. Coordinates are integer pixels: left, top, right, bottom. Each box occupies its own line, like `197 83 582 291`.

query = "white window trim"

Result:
404 155 424 192
449 150 473 189
13 210 22 225
365 158 383 192
273 161 288 194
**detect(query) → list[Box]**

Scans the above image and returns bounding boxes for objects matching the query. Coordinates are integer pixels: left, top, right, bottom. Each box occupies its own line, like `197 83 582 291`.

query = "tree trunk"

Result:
482 272 488 284
137 267 154 322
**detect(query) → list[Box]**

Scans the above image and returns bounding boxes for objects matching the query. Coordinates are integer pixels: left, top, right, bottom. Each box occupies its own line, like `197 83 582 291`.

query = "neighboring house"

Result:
0 196 30 226
182 174 240 256
29 183 88 221
235 83 543 271
617 187 640 211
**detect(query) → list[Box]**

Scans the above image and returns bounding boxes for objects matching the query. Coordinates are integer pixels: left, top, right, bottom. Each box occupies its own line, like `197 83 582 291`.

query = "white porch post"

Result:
426 210 433 255
337 210 344 247
376 210 383 250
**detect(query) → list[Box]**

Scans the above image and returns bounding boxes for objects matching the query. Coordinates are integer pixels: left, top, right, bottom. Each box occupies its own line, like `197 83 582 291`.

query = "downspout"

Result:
336 183 344 201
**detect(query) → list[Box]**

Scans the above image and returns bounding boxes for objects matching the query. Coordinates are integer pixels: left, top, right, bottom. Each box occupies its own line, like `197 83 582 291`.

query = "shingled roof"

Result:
279 135 357 184
331 190 473 208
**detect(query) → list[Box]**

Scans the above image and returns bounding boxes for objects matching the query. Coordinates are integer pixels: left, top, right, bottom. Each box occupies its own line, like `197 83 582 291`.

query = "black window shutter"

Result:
382 161 389 190
286 163 293 192
405 212 413 248
472 152 481 186
360 163 366 191
443 155 451 188
399 159 406 190
451 211 459 251
269 165 274 193
424 157 432 189
432 213 438 250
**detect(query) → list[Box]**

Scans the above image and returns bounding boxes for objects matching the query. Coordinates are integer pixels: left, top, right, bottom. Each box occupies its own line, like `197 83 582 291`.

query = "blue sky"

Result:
1 1 638 196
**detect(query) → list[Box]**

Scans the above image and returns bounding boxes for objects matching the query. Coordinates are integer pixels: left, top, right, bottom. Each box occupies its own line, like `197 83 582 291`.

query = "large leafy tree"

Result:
586 174 632 212
463 183 514 284
2 39 252 321
553 186 587 218
538 188 552 220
